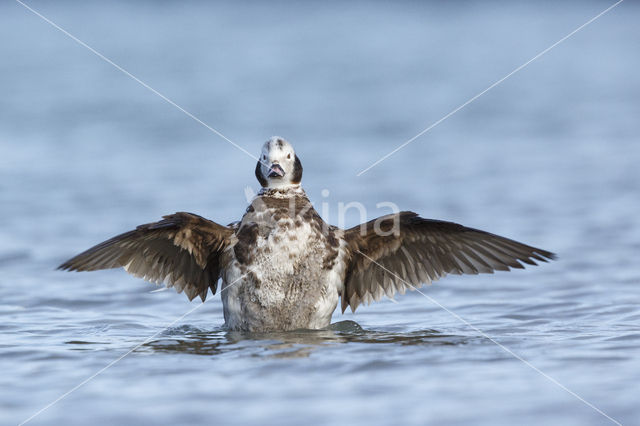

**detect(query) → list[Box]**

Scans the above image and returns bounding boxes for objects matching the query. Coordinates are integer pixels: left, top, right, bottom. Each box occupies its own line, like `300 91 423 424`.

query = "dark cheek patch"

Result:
291 155 303 184
255 161 268 187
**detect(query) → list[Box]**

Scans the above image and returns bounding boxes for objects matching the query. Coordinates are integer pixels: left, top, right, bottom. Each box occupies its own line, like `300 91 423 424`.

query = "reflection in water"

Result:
143 321 468 358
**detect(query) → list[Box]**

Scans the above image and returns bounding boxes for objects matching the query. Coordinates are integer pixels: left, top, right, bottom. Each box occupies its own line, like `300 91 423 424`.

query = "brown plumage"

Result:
341 212 555 313
59 137 555 331
59 212 234 302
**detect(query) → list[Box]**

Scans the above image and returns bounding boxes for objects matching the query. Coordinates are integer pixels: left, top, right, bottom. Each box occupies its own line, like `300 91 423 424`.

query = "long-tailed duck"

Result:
60 136 555 331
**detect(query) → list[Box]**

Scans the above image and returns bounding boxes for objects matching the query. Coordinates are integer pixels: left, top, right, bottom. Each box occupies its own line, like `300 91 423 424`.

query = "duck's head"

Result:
255 136 303 189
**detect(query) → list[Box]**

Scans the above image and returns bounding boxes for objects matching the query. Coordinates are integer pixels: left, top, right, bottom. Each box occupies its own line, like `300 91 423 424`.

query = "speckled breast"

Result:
222 194 341 331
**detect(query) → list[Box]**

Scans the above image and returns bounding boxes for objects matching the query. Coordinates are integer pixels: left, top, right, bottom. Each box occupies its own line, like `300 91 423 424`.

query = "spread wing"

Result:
59 212 234 301
342 211 555 312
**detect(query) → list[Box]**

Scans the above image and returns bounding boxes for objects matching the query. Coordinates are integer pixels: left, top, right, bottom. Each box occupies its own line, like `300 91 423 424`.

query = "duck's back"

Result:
221 190 344 331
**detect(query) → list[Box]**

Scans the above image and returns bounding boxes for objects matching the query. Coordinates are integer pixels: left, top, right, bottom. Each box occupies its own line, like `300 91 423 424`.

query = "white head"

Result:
255 136 303 189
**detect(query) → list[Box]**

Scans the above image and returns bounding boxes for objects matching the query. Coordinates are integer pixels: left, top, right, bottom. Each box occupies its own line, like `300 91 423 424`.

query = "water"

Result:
1 1 639 425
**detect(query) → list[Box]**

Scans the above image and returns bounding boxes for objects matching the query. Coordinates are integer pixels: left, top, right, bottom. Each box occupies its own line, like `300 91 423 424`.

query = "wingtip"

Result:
539 250 557 262
57 262 71 271
57 258 84 271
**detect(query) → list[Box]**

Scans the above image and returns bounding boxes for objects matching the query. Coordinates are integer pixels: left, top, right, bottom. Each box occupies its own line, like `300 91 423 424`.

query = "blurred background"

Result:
1 1 638 425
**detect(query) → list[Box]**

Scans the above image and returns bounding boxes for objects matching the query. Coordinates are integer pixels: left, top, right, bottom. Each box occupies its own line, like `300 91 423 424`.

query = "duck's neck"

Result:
258 184 305 198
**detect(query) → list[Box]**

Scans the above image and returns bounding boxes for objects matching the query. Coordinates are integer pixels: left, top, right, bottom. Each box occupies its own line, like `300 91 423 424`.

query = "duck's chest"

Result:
233 206 334 276
221 198 342 330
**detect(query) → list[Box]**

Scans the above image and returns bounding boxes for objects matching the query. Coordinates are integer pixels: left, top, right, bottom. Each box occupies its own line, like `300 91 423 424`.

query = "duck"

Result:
59 136 555 331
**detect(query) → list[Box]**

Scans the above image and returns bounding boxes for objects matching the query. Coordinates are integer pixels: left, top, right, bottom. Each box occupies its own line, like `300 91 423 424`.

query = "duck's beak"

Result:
268 163 285 178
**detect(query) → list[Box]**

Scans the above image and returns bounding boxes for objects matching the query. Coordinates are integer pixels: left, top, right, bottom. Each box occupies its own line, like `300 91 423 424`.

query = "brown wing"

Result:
59 212 234 301
342 211 555 312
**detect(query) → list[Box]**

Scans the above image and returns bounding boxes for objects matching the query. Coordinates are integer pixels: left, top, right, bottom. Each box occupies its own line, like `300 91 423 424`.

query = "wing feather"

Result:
59 212 234 301
342 211 555 312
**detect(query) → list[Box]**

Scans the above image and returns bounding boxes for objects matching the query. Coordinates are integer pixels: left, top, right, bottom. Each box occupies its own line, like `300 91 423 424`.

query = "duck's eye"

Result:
262 155 266 160
287 153 291 159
